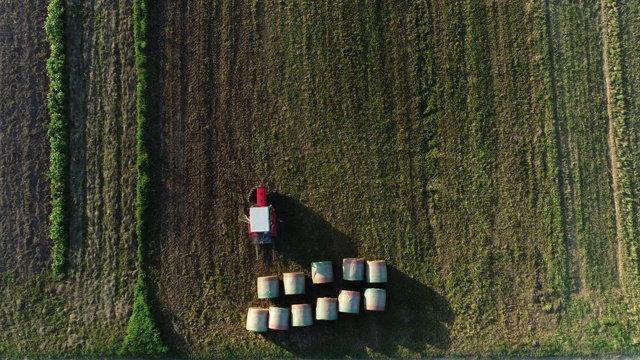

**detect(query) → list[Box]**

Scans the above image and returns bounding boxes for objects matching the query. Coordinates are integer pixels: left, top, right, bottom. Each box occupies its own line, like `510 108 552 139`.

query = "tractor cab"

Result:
249 205 277 244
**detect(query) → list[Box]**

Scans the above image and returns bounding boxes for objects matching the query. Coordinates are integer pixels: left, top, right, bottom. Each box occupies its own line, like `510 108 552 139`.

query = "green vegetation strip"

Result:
537 0 573 299
603 0 639 282
45 0 69 279
120 0 167 356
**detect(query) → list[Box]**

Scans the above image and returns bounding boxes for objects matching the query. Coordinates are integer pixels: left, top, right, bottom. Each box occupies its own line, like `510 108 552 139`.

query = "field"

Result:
2 0 640 357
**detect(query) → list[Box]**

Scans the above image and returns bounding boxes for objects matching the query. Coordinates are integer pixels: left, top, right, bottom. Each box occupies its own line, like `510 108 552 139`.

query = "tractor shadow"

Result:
258 194 453 356
270 193 358 266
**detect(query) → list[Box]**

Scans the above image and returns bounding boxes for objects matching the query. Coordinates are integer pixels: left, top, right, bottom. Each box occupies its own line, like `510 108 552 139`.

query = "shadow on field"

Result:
269 193 358 265
258 194 453 356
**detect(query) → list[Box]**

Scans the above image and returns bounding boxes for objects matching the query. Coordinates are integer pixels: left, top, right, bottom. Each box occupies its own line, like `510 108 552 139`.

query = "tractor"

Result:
239 183 279 258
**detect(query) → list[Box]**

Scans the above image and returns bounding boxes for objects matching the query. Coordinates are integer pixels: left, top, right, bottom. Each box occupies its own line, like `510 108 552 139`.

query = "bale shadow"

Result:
260 267 453 357
257 193 453 357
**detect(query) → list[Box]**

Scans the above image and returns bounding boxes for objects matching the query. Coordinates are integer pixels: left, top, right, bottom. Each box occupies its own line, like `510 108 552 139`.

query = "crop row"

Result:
409 0 438 285
618 0 640 346
45 0 69 279
556 1 617 292
603 0 639 286
530 0 574 299
120 0 167 356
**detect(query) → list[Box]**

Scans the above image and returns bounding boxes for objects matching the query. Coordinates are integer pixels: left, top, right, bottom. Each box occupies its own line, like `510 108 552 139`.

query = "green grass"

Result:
121 276 167 356
554 1 617 292
240 0 640 355
0 274 68 356
617 0 640 345
44 0 69 279
603 0 639 284
532 0 574 299
600 8 640 350
120 0 167 356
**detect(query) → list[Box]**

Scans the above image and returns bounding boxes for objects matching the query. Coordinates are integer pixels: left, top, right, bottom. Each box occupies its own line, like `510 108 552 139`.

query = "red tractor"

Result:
239 183 279 257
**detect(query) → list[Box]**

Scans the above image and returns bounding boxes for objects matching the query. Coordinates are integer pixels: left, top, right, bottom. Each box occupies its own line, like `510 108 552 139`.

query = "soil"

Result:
62 0 139 350
0 0 139 354
147 0 262 352
0 0 59 353
0 0 50 281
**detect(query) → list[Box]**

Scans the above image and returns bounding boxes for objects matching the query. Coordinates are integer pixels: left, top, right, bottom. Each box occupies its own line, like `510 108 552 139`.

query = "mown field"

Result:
1 0 138 355
2 0 640 357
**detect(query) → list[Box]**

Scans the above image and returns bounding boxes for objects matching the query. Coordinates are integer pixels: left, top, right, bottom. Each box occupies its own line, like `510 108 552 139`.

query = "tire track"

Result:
67 0 89 253
156 0 190 337
153 0 201 351
543 0 578 296
152 0 260 350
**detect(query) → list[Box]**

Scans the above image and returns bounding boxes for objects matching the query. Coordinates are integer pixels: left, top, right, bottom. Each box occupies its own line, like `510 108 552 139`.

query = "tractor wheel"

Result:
247 187 258 205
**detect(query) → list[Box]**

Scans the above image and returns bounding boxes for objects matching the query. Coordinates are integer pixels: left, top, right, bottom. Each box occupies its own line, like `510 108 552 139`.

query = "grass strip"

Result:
533 0 574 298
120 0 167 356
45 0 69 279
602 0 639 282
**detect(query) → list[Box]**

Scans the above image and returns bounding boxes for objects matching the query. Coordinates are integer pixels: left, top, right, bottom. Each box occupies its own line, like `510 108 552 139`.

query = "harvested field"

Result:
2 0 640 357
1 0 137 355
143 0 640 356
63 0 138 353
0 0 58 353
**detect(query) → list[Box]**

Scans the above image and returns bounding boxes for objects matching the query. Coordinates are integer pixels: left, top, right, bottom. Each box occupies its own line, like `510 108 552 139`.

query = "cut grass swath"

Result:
120 0 167 356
